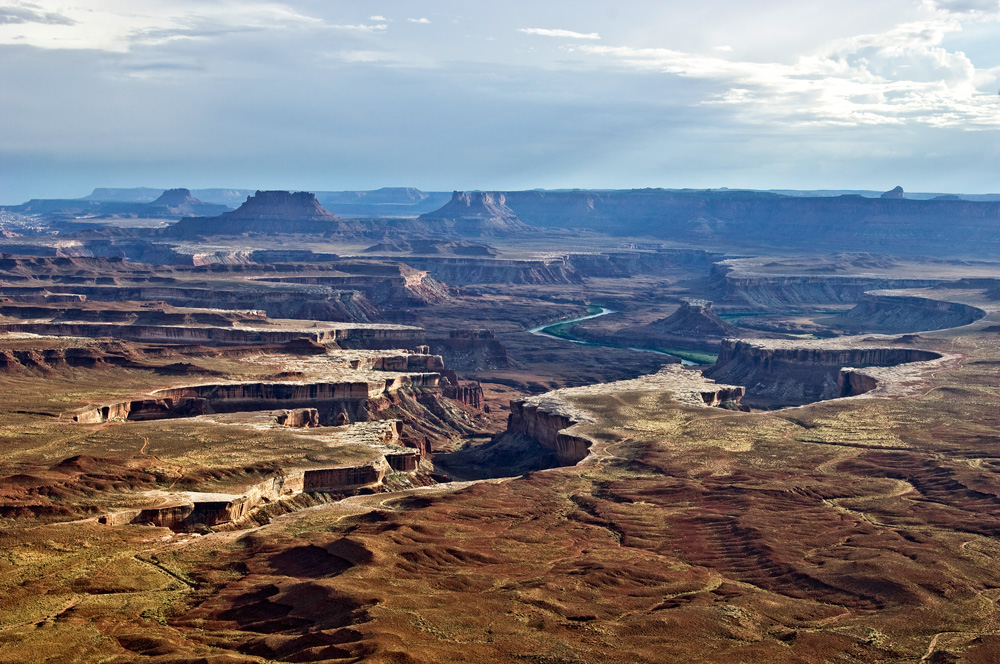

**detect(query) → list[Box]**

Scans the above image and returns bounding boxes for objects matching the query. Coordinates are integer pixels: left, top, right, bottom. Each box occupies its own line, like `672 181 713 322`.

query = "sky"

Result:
0 0 998 203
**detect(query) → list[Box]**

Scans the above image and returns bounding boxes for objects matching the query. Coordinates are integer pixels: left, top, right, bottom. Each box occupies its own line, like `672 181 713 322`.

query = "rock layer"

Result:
705 338 943 406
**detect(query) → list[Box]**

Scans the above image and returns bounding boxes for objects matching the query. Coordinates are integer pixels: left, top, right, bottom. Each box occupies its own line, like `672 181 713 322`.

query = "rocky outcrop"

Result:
617 299 736 348
705 339 943 407
302 461 388 492
384 451 421 472
443 381 484 409
276 408 320 427
838 369 879 398
73 397 208 424
418 191 534 236
839 293 985 333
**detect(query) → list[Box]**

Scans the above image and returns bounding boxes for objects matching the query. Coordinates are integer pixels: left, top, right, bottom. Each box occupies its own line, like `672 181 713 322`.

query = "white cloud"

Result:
330 23 387 32
518 27 600 40
713 45 733 52
407 17 430 24
575 15 1000 130
369 15 387 21
0 1 325 52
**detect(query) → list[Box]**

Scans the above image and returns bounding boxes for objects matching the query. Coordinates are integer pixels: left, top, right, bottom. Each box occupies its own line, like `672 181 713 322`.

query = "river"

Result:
527 307 698 366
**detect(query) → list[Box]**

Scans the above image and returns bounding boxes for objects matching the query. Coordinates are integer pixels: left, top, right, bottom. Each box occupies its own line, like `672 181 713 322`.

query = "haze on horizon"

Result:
1 0 998 204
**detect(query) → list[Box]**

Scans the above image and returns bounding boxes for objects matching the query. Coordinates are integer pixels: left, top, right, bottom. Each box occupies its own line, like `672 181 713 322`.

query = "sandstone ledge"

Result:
508 365 745 465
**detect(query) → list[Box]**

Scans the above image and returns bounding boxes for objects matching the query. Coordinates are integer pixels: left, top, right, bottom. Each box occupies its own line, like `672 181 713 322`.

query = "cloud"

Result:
0 1 327 51
518 27 600 40
331 23 387 32
369 15 387 21
0 2 73 25
407 17 430 24
574 15 999 130
713 45 733 52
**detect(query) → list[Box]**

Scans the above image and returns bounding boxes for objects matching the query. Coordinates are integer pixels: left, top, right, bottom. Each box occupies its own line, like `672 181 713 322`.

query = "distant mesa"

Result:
418 191 533 236
6 187 227 219
151 188 201 207
164 190 345 238
881 186 905 199
221 190 342 222
146 188 229 217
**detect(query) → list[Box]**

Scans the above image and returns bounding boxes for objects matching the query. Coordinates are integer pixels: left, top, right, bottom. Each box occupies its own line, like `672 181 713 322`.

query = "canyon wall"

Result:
710 264 942 308
840 293 986 333
506 401 592 466
74 374 442 424
100 452 418 532
705 339 942 406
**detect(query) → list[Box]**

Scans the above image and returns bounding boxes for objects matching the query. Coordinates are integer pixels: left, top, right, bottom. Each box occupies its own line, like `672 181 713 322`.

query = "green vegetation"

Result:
538 321 582 341
647 348 718 365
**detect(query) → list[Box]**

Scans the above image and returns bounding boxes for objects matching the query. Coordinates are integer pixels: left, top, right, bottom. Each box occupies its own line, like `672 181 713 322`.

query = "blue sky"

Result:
1 0 998 202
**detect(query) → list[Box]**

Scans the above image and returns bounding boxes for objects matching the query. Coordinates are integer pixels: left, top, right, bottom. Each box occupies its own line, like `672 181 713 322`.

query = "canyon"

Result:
2 186 1000 663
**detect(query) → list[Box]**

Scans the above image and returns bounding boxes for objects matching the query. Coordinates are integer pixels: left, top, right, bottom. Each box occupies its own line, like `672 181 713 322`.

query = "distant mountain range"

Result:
6 185 1000 257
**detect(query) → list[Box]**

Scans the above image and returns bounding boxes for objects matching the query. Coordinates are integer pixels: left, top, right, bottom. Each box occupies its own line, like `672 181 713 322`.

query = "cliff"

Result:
99 451 419 532
710 262 942 308
505 400 593 466
704 338 943 407
74 373 443 424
